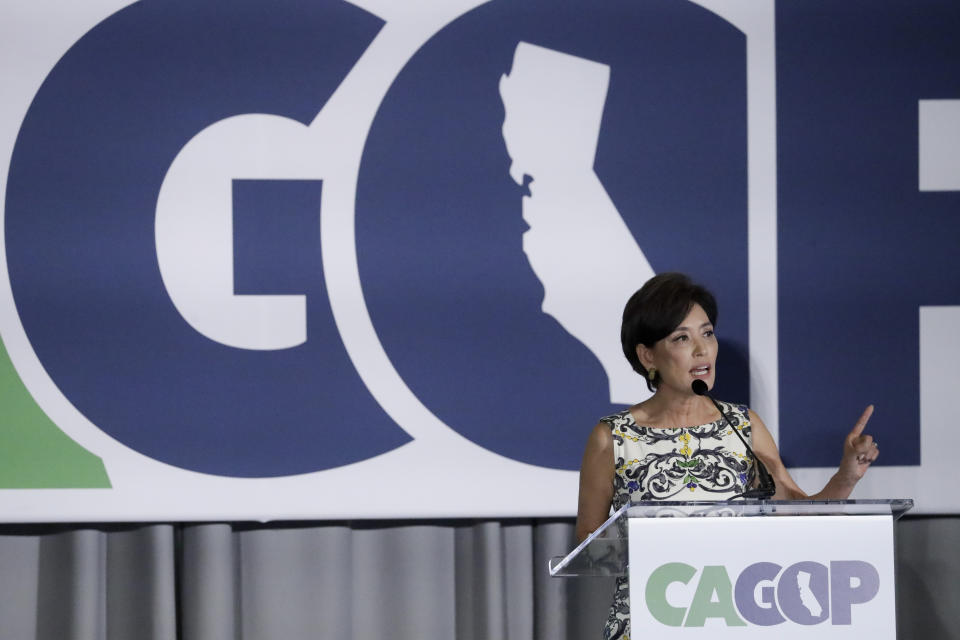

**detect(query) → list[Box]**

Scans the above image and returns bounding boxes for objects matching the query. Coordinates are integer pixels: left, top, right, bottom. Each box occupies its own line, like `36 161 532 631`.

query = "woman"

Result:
576 273 879 640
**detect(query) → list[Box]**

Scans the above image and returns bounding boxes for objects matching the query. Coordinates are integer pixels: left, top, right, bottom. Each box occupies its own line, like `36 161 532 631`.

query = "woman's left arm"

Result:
747 406 879 500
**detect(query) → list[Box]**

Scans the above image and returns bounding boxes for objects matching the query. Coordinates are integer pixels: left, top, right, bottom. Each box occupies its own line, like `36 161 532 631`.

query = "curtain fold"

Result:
105 526 177 640
895 517 960 639
0 532 39 640
235 525 354 638
181 524 238 640
36 528 106 640
0 517 956 640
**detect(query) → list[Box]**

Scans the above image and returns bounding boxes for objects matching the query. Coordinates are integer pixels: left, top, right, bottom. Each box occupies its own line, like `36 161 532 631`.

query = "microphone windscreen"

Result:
691 379 708 396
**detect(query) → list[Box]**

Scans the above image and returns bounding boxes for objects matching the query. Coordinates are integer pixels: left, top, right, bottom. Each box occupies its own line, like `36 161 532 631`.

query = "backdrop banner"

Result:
1 0 957 521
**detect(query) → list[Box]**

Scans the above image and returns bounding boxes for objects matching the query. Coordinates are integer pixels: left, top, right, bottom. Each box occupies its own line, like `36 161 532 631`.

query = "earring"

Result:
647 367 657 382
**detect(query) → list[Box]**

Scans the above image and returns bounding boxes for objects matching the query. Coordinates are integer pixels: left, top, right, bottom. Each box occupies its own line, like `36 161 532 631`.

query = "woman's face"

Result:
637 303 717 394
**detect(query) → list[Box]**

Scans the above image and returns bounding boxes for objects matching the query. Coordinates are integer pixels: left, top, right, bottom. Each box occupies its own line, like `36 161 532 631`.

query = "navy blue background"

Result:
356 0 749 470
776 0 960 467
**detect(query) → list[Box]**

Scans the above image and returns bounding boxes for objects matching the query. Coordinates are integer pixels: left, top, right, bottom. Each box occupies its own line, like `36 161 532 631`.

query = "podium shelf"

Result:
549 498 913 577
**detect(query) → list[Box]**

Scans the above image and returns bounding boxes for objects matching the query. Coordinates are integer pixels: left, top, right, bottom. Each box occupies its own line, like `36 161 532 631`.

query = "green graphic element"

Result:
0 335 110 488
645 562 696 626
684 566 746 627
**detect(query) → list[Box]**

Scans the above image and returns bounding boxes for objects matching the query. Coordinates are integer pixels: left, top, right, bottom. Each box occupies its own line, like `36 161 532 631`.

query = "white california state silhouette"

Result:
500 42 656 405
796 570 823 617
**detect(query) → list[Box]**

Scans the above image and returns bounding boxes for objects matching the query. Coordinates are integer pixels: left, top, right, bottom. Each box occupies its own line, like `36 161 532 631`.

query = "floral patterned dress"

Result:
600 402 755 640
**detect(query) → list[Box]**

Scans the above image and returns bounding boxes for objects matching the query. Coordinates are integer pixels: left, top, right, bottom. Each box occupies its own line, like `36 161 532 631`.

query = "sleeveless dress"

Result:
600 401 756 640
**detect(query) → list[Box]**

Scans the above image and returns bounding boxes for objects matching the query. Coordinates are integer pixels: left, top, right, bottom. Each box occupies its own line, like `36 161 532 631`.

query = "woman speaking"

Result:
575 273 880 640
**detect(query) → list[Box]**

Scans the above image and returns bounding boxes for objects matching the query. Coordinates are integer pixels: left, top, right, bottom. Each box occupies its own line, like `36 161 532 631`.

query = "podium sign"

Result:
550 500 911 638
628 515 894 637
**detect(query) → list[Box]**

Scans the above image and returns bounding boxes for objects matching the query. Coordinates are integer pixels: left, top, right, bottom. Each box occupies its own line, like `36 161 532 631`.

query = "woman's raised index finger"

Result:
849 404 875 437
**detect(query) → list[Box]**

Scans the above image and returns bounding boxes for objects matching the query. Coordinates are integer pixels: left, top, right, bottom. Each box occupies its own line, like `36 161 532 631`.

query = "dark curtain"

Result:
0 517 954 639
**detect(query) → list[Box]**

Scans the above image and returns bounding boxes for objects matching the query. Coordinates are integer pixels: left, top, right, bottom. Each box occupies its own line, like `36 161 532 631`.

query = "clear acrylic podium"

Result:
550 499 913 637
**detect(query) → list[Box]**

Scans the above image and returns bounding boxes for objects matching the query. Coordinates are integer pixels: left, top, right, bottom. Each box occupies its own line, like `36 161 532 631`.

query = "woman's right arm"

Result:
575 422 616 542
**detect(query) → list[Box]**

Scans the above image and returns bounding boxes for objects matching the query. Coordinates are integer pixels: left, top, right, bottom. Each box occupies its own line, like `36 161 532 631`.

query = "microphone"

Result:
691 379 776 499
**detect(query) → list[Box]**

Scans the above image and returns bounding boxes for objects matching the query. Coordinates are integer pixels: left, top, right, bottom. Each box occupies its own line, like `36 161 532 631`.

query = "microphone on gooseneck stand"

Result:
691 379 776 500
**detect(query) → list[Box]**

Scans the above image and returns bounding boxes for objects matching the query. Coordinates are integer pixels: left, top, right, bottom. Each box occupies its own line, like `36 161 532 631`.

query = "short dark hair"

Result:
621 273 718 391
